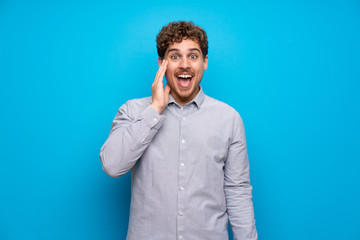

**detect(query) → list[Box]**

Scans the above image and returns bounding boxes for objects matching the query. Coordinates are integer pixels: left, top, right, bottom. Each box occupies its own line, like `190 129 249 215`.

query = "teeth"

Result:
178 75 192 78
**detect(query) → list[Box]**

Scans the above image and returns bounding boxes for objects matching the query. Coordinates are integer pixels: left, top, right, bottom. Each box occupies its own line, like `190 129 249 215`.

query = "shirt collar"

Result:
168 86 205 109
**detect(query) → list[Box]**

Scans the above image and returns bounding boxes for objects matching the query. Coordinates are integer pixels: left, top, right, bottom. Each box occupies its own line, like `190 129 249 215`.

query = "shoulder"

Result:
202 94 246 140
119 96 152 119
125 96 152 109
203 95 242 120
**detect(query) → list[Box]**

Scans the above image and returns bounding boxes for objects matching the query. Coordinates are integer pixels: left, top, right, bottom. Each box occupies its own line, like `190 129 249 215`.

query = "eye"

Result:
171 55 179 60
189 54 198 59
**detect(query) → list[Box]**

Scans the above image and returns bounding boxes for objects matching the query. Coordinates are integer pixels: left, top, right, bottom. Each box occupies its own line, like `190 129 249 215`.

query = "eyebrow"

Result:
189 48 201 53
167 48 180 54
167 48 201 54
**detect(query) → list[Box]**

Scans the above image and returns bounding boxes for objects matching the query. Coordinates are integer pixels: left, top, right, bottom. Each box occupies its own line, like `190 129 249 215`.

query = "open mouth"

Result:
176 73 193 88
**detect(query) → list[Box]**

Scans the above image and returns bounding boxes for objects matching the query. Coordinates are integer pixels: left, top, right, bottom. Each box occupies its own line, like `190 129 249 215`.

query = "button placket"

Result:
177 108 187 238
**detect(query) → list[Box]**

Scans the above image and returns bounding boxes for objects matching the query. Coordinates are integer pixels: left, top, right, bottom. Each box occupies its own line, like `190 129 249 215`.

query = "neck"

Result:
172 87 200 107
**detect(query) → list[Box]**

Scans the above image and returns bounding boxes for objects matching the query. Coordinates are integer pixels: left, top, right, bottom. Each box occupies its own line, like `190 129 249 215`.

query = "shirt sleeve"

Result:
224 112 258 240
99 102 166 178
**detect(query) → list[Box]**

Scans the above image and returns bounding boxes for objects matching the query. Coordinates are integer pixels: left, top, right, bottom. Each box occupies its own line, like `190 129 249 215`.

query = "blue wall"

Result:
1 1 359 239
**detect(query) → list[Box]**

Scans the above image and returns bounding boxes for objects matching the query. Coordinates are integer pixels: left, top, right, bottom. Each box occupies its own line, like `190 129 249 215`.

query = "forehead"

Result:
166 39 201 53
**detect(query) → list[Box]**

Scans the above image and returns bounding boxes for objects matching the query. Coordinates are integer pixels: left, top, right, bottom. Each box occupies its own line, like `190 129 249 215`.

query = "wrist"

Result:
151 103 164 115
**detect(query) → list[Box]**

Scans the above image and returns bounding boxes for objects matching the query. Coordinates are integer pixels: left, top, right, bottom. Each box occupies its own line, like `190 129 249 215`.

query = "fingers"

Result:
156 60 167 84
154 60 168 87
151 60 169 114
163 84 171 108
164 84 171 95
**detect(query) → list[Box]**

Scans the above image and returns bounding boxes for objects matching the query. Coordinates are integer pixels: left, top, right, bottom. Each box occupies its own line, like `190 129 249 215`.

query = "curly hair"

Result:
156 21 208 60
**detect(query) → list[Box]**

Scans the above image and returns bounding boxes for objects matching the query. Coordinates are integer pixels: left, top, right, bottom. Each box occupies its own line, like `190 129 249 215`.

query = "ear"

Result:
203 55 208 70
158 57 162 67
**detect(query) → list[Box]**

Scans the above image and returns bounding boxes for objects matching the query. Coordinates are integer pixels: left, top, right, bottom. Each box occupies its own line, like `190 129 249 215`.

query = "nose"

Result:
179 57 190 69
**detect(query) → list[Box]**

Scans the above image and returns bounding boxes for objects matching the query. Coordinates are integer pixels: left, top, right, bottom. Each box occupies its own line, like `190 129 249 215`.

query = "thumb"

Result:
164 84 171 103
164 84 171 96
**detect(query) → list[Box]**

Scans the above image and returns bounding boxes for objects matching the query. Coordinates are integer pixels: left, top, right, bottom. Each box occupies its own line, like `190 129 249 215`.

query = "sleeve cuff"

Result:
140 105 166 130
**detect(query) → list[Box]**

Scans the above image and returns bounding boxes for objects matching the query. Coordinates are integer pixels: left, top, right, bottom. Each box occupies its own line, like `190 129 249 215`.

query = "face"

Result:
159 39 208 106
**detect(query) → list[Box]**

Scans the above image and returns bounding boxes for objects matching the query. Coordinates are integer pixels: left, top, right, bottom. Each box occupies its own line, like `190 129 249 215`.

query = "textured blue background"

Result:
1 1 359 239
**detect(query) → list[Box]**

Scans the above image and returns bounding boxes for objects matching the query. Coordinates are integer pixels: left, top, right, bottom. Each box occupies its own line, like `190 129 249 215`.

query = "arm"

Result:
99 60 170 177
99 103 165 177
224 113 258 240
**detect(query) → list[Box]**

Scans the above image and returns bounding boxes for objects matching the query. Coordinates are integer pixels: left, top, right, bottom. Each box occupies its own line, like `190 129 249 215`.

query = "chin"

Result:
180 86 199 98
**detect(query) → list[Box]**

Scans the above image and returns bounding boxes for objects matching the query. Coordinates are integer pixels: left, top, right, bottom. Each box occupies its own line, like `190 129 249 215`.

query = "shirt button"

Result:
181 139 186 144
180 163 185 167
178 211 184 216
180 186 184 191
182 117 186 121
179 236 183 239
153 118 158 122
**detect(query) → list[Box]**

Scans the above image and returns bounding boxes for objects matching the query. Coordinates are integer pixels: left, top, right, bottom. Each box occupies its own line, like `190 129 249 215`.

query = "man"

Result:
100 21 258 240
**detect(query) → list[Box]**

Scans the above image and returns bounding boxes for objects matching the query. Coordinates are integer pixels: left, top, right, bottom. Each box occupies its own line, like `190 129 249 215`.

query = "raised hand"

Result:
151 60 171 114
